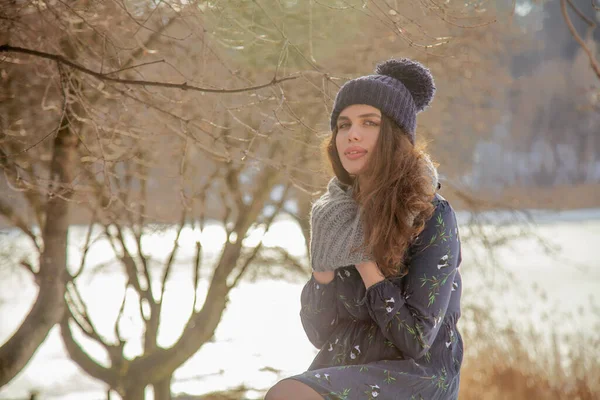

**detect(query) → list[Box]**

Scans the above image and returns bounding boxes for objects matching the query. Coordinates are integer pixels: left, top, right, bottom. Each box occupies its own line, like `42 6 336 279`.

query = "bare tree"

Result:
59 129 307 399
0 0 295 388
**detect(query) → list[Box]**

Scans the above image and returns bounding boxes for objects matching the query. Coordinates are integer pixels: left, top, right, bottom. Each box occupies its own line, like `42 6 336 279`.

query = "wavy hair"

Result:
323 114 437 278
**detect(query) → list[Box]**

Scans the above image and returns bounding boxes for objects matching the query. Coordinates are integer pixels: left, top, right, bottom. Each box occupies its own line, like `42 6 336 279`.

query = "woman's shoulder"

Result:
430 192 453 215
409 193 457 250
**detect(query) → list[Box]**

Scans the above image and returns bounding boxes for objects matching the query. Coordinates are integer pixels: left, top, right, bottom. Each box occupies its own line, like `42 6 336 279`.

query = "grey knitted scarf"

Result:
309 154 439 272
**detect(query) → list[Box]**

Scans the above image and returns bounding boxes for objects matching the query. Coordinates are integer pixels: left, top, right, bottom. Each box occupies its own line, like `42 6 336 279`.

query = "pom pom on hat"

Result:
375 58 436 112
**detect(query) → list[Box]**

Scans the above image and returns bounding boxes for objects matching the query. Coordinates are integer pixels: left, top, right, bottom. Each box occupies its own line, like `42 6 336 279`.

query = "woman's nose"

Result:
348 126 361 141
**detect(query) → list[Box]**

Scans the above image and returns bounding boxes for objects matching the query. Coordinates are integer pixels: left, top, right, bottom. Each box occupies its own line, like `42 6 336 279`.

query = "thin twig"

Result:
251 0 322 72
66 281 111 349
159 208 187 305
229 183 292 288
113 224 148 300
567 0 596 27
132 159 152 298
71 212 98 280
422 0 496 26
115 0 190 41
190 172 215 312
55 0 119 49
112 88 233 162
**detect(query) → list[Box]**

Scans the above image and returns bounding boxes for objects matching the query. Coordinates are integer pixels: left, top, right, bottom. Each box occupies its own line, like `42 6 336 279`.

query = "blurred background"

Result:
0 0 598 399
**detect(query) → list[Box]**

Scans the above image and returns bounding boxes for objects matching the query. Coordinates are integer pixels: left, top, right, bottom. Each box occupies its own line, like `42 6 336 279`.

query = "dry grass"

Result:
458 332 599 400
457 292 600 400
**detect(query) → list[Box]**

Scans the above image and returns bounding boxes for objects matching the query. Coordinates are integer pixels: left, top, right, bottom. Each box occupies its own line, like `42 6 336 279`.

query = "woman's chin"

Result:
350 168 367 177
343 163 365 176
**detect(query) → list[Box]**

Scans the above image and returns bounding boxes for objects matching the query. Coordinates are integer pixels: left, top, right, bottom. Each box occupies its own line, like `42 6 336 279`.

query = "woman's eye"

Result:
365 120 379 126
338 123 349 129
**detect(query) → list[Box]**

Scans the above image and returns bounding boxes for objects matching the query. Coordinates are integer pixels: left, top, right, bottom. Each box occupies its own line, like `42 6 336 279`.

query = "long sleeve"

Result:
299 275 339 349
363 199 461 360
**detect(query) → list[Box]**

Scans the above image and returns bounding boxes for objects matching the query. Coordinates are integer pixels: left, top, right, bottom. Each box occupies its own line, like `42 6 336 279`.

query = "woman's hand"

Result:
312 270 335 284
355 261 385 289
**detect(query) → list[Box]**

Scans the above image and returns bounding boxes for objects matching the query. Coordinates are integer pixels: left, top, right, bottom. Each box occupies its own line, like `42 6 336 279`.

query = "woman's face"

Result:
335 104 381 177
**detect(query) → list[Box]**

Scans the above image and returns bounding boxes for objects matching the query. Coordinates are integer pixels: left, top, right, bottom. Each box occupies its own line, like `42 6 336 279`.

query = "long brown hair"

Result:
324 114 437 278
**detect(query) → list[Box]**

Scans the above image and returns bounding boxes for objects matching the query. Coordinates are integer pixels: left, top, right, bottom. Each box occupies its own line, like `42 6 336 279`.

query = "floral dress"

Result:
287 195 463 400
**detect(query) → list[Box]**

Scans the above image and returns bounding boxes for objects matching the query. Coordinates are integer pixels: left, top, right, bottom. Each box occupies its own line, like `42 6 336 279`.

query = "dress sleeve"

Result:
363 199 461 360
299 275 339 349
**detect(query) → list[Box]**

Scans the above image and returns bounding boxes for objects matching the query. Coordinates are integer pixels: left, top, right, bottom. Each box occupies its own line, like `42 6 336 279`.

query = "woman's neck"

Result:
357 175 369 193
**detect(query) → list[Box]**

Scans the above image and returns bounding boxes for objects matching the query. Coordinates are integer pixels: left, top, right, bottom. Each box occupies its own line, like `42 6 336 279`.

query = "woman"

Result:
266 58 463 400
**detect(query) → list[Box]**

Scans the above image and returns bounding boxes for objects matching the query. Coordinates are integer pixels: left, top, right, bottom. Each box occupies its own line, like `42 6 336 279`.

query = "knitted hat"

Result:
330 58 436 144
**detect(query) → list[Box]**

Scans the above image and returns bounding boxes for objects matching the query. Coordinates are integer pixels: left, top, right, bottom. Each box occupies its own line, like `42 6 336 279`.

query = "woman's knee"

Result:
265 378 322 400
264 380 296 400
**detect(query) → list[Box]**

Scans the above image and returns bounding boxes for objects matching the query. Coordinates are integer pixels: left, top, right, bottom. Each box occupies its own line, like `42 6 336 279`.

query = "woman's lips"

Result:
345 151 366 160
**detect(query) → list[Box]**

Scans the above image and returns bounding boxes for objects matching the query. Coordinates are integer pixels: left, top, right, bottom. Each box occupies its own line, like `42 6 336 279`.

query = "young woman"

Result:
265 58 463 400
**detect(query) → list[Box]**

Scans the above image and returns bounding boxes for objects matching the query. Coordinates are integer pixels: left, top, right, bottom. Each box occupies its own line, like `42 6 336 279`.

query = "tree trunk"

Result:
0 111 77 386
153 375 172 400
123 383 146 400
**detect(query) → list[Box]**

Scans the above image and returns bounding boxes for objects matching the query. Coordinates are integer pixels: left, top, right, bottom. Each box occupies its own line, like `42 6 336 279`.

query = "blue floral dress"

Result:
287 195 463 400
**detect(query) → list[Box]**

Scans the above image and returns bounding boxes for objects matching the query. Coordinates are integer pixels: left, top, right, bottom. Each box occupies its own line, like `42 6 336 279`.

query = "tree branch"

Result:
104 59 166 76
190 175 213 312
114 285 128 344
159 208 187 307
109 224 154 309
561 0 600 80
0 198 40 251
132 161 152 297
419 0 496 28
125 167 283 383
191 239 203 313
0 147 44 229
230 182 292 288
567 0 596 27
60 313 117 387
66 283 128 384
230 236 265 290
65 284 111 351
72 212 98 280
19 260 37 277
114 87 233 162
265 246 307 274
0 44 298 94
224 163 245 211
135 237 152 288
